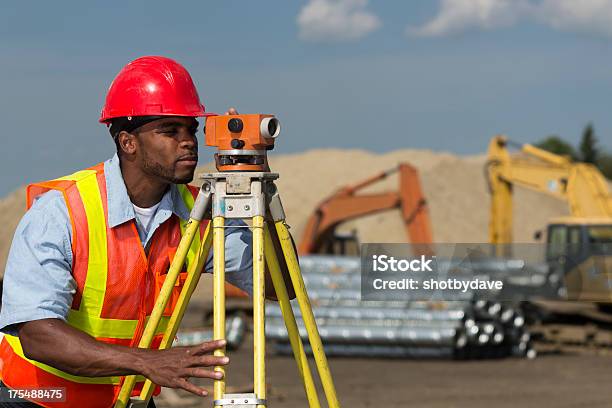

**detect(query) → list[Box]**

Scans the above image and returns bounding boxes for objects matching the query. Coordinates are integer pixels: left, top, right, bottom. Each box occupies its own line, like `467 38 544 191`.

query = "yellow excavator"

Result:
486 135 612 304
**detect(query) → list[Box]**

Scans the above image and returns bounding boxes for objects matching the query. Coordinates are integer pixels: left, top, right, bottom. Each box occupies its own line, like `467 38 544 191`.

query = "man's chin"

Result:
173 175 194 184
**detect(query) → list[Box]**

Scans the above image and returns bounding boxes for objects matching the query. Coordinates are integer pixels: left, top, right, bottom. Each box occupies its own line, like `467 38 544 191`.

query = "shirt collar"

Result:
103 153 191 228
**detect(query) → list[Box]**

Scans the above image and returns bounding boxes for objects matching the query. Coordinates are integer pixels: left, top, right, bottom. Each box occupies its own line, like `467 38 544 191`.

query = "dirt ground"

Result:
155 335 612 408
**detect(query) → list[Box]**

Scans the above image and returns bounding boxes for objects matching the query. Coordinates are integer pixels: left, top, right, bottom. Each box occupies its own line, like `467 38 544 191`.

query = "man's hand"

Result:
139 339 229 397
18 319 229 398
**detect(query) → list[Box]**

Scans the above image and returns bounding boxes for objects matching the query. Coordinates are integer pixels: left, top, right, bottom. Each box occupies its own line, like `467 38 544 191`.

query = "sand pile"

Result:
0 149 570 276
260 148 568 244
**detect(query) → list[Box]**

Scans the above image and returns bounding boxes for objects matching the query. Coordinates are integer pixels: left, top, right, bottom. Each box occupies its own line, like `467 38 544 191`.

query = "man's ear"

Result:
117 130 138 155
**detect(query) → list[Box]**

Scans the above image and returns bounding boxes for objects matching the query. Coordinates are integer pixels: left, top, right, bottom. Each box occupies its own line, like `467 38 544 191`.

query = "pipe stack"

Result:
266 255 535 359
173 313 246 350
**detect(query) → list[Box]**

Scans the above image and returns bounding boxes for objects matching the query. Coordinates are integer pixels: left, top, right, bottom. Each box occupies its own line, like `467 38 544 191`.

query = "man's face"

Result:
133 117 200 184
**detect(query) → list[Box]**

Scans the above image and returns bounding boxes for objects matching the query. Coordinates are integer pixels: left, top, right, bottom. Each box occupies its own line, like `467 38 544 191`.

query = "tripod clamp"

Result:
200 172 280 221
214 393 266 407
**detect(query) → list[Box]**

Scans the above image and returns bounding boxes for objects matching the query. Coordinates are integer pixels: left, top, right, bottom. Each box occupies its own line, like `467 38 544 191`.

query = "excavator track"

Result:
526 300 612 355
531 324 612 355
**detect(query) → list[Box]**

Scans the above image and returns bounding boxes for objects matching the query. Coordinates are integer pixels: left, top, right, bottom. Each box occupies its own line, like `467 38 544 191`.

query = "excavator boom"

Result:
487 135 612 244
299 163 433 254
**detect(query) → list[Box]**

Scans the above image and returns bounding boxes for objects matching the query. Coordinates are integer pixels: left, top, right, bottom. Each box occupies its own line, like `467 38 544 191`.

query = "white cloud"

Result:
297 0 381 43
411 0 612 38
535 0 612 37
410 0 531 37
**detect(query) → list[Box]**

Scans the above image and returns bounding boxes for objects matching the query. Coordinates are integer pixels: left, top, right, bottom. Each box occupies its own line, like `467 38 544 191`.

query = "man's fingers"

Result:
194 339 226 354
189 355 229 368
178 378 209 397
184 367 225 380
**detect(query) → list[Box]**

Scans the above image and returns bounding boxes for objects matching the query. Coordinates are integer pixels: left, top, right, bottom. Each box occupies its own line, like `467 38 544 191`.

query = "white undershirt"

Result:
133 202 161 245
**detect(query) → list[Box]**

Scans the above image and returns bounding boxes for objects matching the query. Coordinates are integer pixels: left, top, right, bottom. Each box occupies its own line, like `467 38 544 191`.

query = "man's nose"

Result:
179 130 198 149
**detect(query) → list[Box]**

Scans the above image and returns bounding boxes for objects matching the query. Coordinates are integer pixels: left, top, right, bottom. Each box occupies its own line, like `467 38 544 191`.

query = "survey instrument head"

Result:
205 114 280 171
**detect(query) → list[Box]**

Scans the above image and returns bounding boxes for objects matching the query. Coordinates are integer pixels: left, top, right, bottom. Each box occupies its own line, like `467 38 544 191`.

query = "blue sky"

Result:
2 0 612 195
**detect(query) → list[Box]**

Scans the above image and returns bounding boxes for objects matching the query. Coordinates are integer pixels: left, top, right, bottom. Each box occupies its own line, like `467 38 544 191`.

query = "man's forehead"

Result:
154 117 199 128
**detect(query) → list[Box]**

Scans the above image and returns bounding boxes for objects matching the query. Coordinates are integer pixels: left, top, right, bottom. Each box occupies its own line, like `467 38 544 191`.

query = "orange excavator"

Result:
298 163 433 255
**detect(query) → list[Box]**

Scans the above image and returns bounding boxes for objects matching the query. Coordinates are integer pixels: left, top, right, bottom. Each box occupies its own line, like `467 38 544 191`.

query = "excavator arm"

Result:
299 163 433 254
487 135 612 244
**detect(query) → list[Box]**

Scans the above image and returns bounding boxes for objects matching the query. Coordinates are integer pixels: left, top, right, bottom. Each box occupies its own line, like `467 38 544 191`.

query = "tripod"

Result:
114 169 340 407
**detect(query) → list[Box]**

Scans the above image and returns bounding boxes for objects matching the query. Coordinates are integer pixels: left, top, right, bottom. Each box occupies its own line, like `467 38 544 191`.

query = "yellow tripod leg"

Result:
263 225 321 408
253 216 266 407
137 222 213 403
213 216 227 402
274 221 341 408
114 218 202 408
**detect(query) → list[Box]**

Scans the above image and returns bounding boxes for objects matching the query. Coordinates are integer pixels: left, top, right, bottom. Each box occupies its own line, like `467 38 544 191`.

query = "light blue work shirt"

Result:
0 154 253 336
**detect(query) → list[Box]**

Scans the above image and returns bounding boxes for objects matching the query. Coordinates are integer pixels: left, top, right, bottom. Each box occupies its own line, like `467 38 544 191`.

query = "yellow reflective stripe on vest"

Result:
53 169 109 318
177 184 195 209
56 169 98 182
67 310 171 339
5 334 148 384
4 335 127 384
75 174 108 318
177 184 201 269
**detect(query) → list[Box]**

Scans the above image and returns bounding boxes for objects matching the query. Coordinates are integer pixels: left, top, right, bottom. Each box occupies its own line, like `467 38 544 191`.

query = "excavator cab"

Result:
546 218 612 260
545 218 612 301
321 230 360 256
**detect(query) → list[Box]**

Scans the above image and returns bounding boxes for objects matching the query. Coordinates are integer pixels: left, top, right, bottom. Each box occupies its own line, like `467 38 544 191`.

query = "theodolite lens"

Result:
268 119 278 136
228 118 243 133
260 117 281 139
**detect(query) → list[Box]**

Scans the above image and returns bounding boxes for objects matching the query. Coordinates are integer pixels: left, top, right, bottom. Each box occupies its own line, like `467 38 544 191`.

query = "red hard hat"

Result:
99 56 210 123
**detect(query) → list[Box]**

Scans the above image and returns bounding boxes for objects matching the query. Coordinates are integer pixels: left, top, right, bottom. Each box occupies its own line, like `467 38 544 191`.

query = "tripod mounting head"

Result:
205 113 281 171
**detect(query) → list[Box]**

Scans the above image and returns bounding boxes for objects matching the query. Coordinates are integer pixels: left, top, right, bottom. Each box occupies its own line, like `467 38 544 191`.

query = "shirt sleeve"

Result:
0 191 76 336
204 219 253 296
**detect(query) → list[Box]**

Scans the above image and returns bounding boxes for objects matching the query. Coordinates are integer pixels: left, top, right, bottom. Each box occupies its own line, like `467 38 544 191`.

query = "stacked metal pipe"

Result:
266 256 535 359
456 299 535 359
173 313 246 350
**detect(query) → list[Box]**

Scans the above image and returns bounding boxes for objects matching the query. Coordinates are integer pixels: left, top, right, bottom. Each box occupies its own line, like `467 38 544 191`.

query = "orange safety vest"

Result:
0 163 206 407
